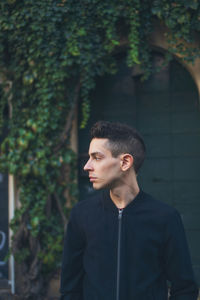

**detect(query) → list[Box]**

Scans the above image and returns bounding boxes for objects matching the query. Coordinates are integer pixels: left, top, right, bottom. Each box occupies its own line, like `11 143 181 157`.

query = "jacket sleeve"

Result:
163 209 199 300
60 206 85 300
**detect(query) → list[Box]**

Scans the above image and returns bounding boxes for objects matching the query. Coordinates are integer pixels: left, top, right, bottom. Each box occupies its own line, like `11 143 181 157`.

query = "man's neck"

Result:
109 182 140 209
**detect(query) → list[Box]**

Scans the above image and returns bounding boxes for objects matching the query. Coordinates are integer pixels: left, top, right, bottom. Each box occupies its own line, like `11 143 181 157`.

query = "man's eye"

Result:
95 157 101 161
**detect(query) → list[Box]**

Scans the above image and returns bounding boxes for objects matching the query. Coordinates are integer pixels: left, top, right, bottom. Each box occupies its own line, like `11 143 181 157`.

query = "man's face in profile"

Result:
84 138 122 190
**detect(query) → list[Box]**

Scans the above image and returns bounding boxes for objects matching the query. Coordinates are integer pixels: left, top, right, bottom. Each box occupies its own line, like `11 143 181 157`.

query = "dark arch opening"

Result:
78 51 200 284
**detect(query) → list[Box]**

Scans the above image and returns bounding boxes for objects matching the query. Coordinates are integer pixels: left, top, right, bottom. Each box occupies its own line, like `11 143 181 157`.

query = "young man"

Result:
60 121 199 300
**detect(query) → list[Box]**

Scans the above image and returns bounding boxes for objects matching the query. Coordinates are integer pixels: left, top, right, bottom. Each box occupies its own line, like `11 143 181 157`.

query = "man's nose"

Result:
84 159 93 171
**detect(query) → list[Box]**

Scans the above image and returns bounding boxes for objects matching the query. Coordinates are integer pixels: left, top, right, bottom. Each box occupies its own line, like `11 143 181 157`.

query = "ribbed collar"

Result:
101 188 145 214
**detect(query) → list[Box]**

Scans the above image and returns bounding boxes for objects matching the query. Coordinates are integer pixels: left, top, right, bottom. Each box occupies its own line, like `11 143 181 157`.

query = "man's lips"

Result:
89 176 97 182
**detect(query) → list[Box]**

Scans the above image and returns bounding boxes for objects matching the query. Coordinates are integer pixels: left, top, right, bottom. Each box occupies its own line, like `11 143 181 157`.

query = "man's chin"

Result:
92 181 111 190
92 182 105 190
92 184 102 190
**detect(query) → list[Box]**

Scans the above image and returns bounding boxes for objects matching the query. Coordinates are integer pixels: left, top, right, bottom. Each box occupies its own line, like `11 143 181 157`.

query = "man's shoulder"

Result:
71 191 102 214
142 191 180 219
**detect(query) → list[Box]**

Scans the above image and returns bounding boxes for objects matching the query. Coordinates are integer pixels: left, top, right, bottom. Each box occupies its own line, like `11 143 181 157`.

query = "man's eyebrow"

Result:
89 152 105 157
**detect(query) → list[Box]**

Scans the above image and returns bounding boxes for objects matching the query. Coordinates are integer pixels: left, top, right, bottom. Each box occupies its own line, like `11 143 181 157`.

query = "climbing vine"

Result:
0 0 200 298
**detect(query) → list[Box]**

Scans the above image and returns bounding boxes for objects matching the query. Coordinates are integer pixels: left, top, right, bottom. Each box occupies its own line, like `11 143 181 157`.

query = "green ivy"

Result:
0 0 200 297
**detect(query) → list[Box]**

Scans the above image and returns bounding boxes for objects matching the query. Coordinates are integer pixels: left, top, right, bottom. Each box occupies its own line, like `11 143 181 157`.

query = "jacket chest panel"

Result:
122 214 164 257
82 209 163 261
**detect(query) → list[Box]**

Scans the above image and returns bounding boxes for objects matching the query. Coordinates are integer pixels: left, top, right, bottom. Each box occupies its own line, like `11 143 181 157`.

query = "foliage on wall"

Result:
0 0 200 298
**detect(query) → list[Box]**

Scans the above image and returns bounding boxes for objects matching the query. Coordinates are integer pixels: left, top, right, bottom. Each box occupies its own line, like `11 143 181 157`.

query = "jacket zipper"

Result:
116 209 123 300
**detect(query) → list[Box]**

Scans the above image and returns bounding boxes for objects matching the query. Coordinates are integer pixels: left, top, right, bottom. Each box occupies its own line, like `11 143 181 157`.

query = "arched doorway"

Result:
78 52 200 284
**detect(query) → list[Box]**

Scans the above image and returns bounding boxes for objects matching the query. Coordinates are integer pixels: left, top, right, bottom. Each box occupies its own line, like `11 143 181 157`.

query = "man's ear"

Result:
120 154 134 171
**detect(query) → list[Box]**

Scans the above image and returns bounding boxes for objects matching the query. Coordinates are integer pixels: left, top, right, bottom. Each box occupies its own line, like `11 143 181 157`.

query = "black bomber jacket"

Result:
60 189 199 300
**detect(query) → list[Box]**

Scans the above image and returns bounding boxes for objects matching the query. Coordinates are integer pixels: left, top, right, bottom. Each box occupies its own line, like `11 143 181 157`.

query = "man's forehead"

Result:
88 138 110 154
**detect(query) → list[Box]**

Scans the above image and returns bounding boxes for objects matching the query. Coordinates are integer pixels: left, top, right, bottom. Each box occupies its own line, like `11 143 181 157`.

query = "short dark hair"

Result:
90 121 146 173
